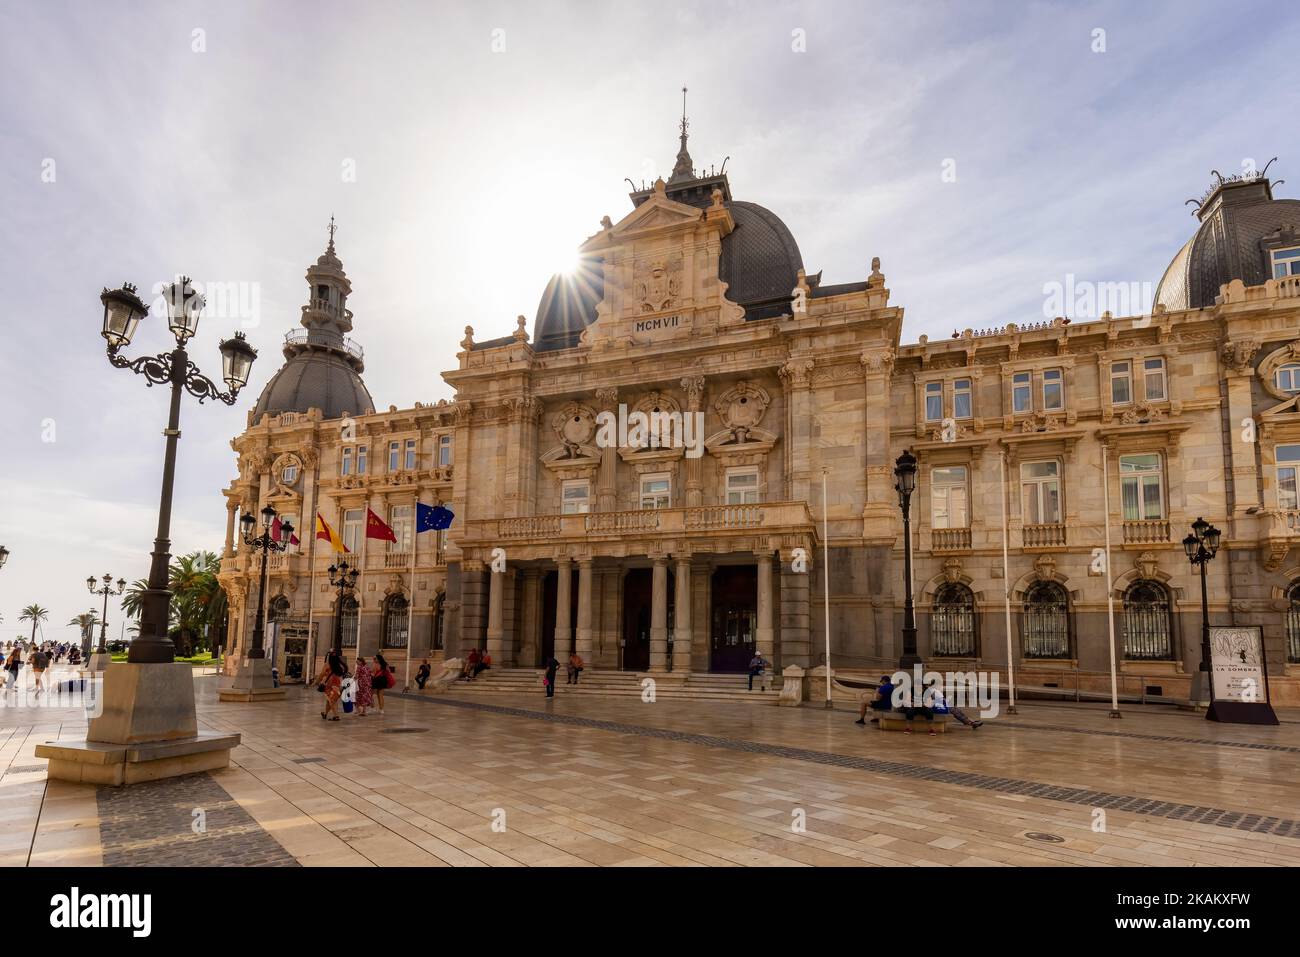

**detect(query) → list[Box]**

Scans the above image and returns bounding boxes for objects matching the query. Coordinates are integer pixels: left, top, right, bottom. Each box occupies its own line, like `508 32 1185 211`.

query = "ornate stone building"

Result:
220 129 1300 705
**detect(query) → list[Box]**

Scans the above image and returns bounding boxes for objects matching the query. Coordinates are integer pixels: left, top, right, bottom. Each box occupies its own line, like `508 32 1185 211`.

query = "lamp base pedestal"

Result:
217 656 286 703
36 662 239 786
87 652 113 672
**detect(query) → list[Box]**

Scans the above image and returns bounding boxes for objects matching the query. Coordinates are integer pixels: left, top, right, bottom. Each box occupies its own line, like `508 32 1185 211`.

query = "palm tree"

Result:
115 553 227 657
120 578 150 622
18 604 49 646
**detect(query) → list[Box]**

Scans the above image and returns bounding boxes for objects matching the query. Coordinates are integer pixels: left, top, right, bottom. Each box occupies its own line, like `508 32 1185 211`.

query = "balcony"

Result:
463 501 816 550
932 527 972 551
1122 519 1170 544
384 551 411 569
1023 523 1066 547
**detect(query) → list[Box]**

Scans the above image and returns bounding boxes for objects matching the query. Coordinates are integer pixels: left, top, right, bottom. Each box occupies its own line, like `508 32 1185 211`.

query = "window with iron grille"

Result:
1022 580 1070 658
269 595 291 623
1122 580 1172 659
932 582 977 657
383 594 409 648
339 596 359 648
1287 582 1300 663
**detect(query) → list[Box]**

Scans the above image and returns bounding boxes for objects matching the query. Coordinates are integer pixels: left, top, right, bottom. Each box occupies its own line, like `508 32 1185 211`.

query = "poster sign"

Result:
1207 625 1278 725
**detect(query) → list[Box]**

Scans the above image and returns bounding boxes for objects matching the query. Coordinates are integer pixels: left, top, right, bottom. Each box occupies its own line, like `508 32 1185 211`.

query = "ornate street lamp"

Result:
1183 516 1222 707
894 450 921 670
86 573 126 659
240 506 293 660
327 560 360 655
100 277 257 663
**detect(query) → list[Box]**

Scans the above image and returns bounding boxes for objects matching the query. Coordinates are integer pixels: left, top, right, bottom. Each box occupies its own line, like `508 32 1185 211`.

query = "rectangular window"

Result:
924 381 943 421
438 435 453 466
1012 371 1032 414
561 480 590 514
1271 246 1300 279
357 445 367 474
640 473 671 510
388 441 400 472
726 468 761 504
342 508 364 554
1144 358 1166 401
1277 445 1300 510
1111 360 1132 405
341 447 352 476
390 505 413 552
931 466 968 529
1042 368 1063 411
282 464 298 484
1119 453 1164 521
404 439 417 470
953 379 972 419
1020 461 1061 524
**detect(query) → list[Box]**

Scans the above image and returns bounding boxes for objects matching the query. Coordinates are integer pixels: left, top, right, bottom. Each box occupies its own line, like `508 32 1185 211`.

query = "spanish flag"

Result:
315 513 348 553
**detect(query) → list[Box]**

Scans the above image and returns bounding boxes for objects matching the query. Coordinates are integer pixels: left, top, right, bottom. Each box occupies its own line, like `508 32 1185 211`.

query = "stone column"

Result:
486 566 505 662
757 551 775 662
554 556 572 658
780 547 812 666
521 568 540 667
681 376 705 506
595 388 618 511
576 558 594 664
650 556 669 670
223 500 238 558
673 556 692 671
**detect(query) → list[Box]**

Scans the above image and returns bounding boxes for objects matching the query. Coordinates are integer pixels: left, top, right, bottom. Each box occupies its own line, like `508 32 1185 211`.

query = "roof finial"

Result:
327 214 337 252
670 85 694 183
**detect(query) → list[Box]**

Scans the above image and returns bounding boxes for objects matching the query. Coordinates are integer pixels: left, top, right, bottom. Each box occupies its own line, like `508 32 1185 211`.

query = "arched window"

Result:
339 596 359 648
269 595 291 623
432 592 445 651
932 582 977 657
1122 580 1171 659
1022 581 1070 658
383 595 409 648
1286 581 1300 664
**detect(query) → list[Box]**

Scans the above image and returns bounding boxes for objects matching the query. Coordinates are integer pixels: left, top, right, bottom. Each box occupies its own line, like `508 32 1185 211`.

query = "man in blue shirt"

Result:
855 675 896 725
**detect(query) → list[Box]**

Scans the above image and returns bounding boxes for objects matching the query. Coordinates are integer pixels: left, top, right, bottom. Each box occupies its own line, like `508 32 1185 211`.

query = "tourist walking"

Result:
31 646 48 695
4 648 22 692
315 650 345 720
567 651 584 684
353 656 373 716
372 653 393 713
543 656 559 698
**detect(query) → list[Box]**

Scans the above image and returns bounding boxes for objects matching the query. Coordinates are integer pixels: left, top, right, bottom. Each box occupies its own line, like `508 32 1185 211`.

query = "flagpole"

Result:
1102 444 1122 718
304 458 321 683
403 498 417 691
1000 451 1017 715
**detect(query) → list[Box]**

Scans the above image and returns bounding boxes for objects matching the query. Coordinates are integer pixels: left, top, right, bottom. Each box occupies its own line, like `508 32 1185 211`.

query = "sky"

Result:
1 0 1297 644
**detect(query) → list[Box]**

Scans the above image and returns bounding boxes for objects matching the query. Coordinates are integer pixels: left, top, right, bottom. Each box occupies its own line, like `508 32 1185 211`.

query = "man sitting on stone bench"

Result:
854 675 897 726
898 684 937 736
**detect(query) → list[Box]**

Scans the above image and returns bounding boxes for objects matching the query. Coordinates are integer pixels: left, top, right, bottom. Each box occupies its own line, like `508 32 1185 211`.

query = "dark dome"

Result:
532 255 605 352
719 200 804 319
1155 178 1300 311
252 351 374 421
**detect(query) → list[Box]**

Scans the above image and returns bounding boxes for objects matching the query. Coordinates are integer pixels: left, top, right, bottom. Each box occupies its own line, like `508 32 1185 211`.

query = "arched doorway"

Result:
1022 580 1070 659
931 582 977 657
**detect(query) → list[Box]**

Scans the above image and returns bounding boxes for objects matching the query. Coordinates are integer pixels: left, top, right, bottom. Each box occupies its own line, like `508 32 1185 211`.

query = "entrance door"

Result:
622 569 652 671
710 565 757 673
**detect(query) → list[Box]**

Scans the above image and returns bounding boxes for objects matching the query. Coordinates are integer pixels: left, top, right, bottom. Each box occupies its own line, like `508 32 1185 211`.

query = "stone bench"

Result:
36 732 242 786
876 711 953 733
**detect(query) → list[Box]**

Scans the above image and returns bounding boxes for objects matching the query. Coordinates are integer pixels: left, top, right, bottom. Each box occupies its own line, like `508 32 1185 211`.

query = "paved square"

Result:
4 673 1299 867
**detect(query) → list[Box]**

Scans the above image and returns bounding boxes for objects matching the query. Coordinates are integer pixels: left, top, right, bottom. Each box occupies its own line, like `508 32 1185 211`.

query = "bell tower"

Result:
284 216 364 373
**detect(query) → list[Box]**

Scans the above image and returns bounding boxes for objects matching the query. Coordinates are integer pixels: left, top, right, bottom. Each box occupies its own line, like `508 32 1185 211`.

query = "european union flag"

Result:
416 502 454 532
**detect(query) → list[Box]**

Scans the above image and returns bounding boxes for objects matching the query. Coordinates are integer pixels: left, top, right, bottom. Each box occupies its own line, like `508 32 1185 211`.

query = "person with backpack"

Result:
372 653 393 714
31 647 48 696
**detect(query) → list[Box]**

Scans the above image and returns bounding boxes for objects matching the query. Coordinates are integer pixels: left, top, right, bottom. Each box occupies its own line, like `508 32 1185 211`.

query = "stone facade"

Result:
219 146 1300 706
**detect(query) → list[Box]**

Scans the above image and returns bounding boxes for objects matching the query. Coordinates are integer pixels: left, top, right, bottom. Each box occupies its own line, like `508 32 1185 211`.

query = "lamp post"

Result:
1183 517 1222 708
328 560 360 655
240 505 294 659
894 450 921 670
99 279 257 663
86 573 126 666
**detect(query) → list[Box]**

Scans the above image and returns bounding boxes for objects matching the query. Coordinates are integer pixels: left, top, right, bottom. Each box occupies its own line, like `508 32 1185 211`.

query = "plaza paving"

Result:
2 667 1299 867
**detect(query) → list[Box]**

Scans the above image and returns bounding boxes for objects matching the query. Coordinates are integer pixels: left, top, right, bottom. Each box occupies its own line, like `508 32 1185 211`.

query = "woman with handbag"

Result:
372 653 393 714
314 650 346 720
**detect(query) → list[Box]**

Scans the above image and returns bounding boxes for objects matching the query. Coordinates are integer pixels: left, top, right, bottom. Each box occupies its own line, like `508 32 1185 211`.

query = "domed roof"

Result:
1155 176 1300 312
719 200 804 320
532 255 605 352
253 351 374 421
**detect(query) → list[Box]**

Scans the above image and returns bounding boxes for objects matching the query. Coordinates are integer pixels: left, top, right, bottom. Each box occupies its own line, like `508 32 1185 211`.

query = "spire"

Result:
670 85 694 183
327 214 337 254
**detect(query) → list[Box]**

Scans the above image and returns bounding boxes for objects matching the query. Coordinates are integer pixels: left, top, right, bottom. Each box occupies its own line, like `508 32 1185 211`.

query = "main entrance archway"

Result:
710 565 756 673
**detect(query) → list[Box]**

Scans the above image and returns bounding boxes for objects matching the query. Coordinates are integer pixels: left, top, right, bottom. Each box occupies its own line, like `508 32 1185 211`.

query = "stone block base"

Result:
36 732 241 786
217 657 286 703
87 652 113 672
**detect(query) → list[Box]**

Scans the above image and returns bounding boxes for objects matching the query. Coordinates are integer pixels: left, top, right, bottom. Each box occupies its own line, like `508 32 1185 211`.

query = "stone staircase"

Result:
429 667 781 704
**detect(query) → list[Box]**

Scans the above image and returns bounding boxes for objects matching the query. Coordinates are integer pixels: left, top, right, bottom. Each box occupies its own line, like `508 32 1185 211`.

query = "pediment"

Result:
583 188 702 249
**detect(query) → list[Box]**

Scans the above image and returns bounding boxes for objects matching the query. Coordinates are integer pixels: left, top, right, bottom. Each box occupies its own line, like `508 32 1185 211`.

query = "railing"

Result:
1023 523 1066 547
1122 519 1170 544
1278 276 1300 299
384 551 410 568
932 527 972 551
284 328 364 362
462 501 815 545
